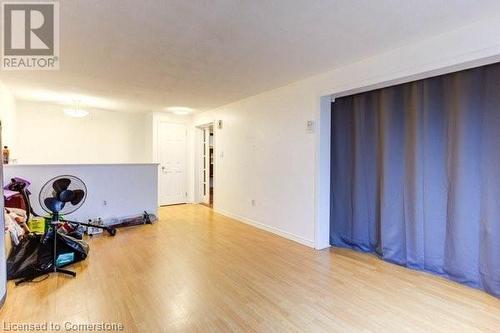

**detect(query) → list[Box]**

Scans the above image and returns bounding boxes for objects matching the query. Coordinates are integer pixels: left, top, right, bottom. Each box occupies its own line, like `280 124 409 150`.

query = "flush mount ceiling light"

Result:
166 106 193 115
64 100 89 118
12 86 123 111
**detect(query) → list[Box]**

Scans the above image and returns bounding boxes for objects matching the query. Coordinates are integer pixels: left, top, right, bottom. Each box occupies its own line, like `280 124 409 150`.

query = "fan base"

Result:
15 268 76 286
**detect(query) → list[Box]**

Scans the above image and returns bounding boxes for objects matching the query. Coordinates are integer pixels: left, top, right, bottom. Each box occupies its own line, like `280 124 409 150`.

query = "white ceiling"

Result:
2 0 500 113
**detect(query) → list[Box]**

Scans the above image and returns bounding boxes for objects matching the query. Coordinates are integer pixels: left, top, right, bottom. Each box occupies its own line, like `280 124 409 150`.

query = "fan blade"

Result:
53 178 71 194
58 189 75 202
71 190 85 205
44 197 65 213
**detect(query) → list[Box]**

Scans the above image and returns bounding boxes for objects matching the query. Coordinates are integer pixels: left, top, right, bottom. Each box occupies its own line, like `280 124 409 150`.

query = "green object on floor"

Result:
27 217 46 234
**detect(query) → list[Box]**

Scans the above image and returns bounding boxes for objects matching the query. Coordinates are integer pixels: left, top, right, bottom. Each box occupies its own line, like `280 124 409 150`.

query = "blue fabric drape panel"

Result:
330 63 500 296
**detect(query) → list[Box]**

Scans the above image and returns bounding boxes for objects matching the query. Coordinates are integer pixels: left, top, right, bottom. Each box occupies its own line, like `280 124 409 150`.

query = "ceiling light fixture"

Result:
64 100 89 118
166 106 193 115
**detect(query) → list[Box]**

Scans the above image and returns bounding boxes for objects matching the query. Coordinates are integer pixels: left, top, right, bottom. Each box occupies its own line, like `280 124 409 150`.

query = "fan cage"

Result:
39 175 87 215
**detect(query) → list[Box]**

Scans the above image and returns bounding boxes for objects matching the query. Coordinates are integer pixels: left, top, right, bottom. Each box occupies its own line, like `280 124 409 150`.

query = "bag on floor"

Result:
6 231 90 280
6 234 44 280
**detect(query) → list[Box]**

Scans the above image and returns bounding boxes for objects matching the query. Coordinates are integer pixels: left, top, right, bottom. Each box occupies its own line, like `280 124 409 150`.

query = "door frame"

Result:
194 122 215 205
157 120 188 206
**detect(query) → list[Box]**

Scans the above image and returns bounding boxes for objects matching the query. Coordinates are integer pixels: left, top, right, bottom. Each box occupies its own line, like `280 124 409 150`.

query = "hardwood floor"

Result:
1 204 500 332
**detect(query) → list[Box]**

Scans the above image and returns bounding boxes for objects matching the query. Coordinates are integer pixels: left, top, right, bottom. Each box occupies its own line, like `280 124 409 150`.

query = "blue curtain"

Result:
330 63 500 296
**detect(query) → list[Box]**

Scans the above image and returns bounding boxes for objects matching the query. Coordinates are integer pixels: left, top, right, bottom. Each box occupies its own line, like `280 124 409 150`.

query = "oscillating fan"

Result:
40 175 87 219
36 175 88 279
36 175 116 280
39 175 116 236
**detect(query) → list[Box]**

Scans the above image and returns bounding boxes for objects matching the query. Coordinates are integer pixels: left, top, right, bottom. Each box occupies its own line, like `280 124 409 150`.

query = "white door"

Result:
201 127 210 204
158 122 187 205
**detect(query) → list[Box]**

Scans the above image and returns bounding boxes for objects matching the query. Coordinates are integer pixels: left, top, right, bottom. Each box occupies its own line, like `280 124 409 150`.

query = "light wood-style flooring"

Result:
1 204 499 332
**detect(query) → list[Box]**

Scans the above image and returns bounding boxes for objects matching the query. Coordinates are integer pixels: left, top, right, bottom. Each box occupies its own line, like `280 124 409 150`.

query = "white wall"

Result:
4 163 158 224
194 83 317 246
13 100 149 164
0 82 17 153
194 16 500 248
0 82 13 307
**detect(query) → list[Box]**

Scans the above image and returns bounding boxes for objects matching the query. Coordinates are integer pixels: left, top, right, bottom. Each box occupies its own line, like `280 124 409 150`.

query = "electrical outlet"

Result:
251 199 256 207
103 200 107 206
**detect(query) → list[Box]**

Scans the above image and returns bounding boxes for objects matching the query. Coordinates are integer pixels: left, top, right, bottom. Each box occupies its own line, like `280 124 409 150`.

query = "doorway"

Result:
158 121 187 206
196 124 214 208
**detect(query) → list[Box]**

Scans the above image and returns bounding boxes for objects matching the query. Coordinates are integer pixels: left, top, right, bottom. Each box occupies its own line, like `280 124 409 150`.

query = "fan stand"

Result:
50 212 77 278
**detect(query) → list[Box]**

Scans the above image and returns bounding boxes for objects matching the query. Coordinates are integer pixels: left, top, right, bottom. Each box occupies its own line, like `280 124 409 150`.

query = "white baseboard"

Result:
315 241 331 250
214 208 315 248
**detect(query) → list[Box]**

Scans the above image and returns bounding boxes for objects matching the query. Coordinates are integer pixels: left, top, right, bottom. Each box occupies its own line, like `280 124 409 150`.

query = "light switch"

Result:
306 120 315 133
